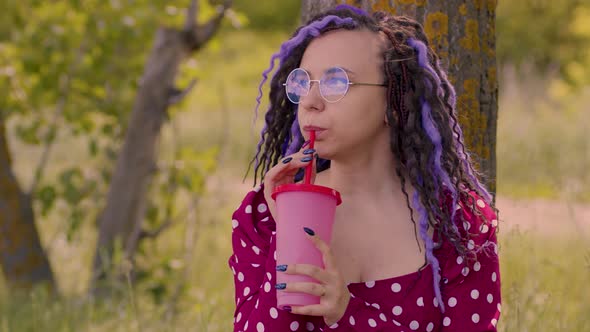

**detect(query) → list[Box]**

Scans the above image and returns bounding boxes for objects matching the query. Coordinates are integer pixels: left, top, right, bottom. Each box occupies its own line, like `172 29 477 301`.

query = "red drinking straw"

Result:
304 130 315 185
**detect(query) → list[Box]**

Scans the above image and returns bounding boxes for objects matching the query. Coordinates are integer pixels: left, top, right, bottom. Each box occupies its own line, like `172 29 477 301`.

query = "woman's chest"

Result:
329 207 428 284
346 267 443 331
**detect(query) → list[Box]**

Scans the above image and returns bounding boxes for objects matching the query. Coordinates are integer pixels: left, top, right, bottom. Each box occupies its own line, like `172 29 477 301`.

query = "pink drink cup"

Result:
272 183 342 310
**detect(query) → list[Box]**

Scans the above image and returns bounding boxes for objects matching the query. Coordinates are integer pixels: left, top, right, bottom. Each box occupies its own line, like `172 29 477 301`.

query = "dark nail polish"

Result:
303 227 315 236
276 265 288 272
301 156 313 162
282 157 293 164
275 283 286 290
301 140 311 148
282 306 292 312
303 148 316 155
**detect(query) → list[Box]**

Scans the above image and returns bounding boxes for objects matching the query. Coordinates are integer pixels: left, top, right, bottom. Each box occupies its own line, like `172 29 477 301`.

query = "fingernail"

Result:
303 148 316 155
276 265 288 272
301 156 313 162
303 227 315 236
282 157 293 164
282 306 292 312
301 140 311 148
275 283 286 290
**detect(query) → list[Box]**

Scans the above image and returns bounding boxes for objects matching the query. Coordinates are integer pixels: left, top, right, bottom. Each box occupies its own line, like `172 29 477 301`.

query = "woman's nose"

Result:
299 81 325 111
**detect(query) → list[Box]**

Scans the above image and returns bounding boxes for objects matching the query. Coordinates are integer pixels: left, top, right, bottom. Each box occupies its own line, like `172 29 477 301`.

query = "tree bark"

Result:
90 0 231 294
301 0 498 196
0 112 55 291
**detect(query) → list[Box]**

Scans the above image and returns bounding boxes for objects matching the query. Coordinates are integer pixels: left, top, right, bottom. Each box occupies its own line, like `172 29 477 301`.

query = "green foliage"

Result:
0 0 229 216
0 0 233 292
497 0 590 87
132 144 219 303
36 185 57 217
497 86 590 201
232 0 300 31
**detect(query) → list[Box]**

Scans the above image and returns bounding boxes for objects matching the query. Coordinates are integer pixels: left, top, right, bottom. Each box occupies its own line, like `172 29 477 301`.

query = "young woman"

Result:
229 5 501 331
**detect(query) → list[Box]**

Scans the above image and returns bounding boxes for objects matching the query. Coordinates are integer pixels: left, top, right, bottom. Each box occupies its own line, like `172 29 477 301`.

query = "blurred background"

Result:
0 0 589 331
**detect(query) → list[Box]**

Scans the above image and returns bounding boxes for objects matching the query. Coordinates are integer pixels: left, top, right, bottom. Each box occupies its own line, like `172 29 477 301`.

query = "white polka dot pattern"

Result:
426 322 434 331
448 297 457 307
256 322 265 332
416 297 424 307
443 317 451 326
257 203 267 213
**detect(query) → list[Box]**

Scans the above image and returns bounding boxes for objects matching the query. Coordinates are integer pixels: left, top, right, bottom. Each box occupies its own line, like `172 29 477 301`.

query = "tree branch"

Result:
138 217 175 240
138 116 182 242
163 79 232 320
167 78 198 106
182 0 232 52
184 0 199 31
29 43 87 195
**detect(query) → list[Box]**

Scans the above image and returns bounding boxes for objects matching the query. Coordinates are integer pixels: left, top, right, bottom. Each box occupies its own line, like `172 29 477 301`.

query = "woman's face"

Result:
296 28 388 160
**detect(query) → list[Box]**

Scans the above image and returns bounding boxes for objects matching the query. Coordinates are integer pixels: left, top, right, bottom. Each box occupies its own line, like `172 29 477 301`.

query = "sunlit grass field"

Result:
2 207 589 331
1 30 589 331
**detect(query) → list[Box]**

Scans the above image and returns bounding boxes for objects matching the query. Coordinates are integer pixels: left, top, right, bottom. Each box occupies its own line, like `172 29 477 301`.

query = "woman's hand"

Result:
276 227 351 327
262 142 317 219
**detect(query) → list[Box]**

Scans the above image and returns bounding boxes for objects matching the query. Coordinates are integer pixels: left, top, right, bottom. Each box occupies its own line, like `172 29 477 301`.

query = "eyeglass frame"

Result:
282 66 387 104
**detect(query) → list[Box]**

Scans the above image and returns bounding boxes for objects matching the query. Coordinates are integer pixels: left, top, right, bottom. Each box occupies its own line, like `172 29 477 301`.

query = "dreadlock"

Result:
244 4 499 313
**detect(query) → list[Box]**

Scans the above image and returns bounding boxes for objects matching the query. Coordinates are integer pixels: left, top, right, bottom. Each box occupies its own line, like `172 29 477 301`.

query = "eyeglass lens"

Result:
285 67 350 104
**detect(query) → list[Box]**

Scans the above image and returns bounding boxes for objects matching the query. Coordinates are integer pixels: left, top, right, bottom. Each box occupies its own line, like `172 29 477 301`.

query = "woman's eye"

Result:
326 79 346 89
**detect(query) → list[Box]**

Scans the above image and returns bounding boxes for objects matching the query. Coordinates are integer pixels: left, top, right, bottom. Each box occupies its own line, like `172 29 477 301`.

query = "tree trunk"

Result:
301 0 498 196
0 112 56 291
90 1 230 294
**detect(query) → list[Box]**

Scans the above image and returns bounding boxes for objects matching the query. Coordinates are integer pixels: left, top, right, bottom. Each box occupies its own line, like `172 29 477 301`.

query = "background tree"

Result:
90 0 231 295
302 0 499 195
0 111 55 290
0 0 233 294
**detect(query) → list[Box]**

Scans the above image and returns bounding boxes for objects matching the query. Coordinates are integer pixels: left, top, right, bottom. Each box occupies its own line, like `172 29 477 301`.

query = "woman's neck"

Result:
318 135 410 200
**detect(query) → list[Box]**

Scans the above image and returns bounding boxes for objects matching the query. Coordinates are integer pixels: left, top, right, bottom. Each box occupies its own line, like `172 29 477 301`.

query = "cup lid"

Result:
271 183 342 205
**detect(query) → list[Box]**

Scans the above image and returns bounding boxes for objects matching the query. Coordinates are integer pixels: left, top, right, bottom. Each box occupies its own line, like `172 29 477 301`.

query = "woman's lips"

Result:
303 126 326 132
302 126 327 140
303 125 327 132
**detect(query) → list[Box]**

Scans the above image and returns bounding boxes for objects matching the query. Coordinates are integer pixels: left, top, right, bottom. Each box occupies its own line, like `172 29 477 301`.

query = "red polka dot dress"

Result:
229 183 501 331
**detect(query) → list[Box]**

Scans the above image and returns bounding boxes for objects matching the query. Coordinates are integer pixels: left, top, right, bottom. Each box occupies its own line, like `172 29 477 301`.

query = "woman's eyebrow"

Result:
340 67 356 76
298 66 357 78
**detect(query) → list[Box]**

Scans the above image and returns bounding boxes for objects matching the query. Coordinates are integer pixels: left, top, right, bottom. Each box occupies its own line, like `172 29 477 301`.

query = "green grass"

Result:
2 29 590 331
2 223 589 331
496 81 590 202
498 231 590 331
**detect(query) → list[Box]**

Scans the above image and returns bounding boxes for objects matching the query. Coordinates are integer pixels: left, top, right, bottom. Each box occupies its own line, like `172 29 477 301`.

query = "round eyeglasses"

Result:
282 66 387 104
